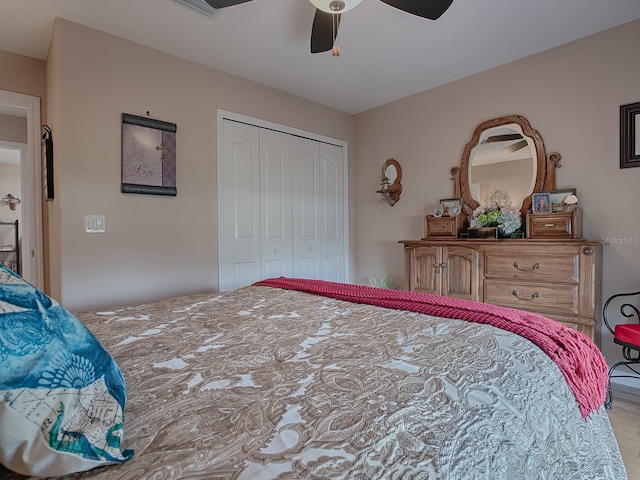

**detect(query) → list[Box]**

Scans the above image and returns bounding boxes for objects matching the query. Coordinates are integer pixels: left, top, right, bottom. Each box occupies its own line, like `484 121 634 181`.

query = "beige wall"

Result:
0 50 47 105
0 114 27 143
0 114 26 229
0 114 25 226
47 19 354 310
354 20 640 361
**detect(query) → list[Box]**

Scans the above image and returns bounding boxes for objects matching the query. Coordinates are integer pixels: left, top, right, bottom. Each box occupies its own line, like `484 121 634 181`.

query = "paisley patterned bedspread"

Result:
3 285 627 479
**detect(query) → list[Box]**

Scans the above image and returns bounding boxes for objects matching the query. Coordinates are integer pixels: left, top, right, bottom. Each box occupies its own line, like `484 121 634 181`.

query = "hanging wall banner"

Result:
42 125 54 200
122 113 177 196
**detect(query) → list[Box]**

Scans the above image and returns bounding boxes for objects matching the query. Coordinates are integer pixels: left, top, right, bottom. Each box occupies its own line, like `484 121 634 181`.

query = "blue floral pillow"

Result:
0 264 133 477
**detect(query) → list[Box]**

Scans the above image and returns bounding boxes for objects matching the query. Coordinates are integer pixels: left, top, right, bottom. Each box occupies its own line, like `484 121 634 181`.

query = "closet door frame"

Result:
217 109 350 290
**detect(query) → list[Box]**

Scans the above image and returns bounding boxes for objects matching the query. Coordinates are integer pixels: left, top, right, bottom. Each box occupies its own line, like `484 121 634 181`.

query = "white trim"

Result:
0 90 44 289
218 110 347 147
217 109 350 289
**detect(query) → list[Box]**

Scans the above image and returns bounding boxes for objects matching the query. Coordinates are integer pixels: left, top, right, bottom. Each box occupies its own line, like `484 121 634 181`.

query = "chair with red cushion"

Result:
603 291 640 409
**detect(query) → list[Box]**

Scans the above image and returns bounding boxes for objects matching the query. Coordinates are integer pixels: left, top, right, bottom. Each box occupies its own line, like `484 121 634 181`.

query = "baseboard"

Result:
610 382 640 411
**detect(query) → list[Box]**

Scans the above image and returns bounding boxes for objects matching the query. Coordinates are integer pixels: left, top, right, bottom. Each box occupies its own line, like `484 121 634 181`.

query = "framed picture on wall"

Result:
121 113 177 196
620 101 640 169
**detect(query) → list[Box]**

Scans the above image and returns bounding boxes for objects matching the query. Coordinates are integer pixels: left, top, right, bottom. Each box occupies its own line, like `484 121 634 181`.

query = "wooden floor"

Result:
607 398 640 479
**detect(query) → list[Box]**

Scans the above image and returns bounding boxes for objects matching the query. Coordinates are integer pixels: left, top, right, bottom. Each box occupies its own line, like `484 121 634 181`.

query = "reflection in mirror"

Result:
469 123 536 211
384 163 398 183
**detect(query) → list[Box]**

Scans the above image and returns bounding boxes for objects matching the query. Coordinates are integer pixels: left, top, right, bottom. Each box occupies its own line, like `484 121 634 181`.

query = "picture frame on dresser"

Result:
546 188 577 212
439 198 462 217
620 101 640 169
531 192 551 214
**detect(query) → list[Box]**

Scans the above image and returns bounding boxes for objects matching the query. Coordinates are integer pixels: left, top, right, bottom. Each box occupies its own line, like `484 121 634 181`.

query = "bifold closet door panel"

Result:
219 120 261 291
291 136 322 280
259 129 294 280
318 142 345 282
291 141 345 282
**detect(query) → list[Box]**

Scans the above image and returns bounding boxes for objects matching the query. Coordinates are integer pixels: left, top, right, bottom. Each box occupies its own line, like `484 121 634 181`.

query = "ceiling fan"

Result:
484 134 530 154
204 0 454 55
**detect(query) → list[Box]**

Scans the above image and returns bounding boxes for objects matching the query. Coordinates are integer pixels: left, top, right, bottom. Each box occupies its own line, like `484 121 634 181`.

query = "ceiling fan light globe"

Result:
309 0 363 14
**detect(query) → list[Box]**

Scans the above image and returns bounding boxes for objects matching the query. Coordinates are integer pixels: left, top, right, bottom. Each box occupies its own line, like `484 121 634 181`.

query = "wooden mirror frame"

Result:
452 115 560 215
378 158 403 205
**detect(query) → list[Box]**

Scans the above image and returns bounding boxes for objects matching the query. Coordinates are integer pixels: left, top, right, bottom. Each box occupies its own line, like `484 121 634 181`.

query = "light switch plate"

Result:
85 215 106 233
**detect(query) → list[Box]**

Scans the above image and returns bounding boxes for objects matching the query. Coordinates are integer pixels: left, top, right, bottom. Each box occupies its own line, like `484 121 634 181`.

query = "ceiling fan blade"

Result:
502 139 529 154
204 0 253 8
485 134 523 143
379 0 453 20
311 9 341 54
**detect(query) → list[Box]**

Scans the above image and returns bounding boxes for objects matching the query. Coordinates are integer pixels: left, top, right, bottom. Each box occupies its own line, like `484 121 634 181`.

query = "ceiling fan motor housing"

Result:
309 0 363 14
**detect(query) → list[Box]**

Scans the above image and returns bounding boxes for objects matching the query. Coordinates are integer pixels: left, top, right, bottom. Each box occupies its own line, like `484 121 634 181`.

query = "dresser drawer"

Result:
485 280 579 316
484 253 579 283
526 208 582 239
424 215 467 239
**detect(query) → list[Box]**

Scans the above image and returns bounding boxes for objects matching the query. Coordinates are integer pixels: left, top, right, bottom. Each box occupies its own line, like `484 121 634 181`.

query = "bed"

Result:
0 273 628 479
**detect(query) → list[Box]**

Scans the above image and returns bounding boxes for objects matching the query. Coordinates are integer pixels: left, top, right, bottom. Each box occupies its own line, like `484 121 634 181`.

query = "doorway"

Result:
0 89 44 288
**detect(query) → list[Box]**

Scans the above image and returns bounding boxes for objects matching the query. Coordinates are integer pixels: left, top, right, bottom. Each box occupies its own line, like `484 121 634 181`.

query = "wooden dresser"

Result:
400 239 603 339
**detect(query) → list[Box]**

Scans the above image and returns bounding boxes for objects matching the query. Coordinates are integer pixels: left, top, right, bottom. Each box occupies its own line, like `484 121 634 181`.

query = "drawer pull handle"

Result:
434 226 446 231
543 223 558 228
512 262 542 271
512 290 542 301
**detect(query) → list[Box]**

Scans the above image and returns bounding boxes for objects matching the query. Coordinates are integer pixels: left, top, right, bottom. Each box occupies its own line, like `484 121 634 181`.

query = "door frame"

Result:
216 109 350 290
0 90 44 288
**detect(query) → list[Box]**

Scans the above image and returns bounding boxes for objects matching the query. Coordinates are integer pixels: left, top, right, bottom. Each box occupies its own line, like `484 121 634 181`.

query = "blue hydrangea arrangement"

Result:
470 189 522 237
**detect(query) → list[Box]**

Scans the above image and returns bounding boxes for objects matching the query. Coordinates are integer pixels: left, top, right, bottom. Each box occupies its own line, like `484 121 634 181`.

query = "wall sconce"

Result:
376 158 402 206
2 194 21 211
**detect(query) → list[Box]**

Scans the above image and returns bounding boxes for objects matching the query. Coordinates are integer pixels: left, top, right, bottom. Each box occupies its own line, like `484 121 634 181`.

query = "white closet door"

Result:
319 142 345 282
219 114 348 291
291 136 321 279
219 120 261 291
259 129 293 280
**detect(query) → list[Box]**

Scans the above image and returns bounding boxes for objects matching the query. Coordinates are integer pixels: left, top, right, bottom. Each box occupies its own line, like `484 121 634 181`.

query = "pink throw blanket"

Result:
254 277 608 418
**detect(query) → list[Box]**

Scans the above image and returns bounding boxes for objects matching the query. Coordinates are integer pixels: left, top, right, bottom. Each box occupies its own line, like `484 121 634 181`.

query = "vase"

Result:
467 226 499 239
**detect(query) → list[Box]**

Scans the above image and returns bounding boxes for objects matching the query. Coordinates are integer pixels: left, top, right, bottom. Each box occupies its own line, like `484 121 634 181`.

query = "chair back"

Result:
602 291 640 336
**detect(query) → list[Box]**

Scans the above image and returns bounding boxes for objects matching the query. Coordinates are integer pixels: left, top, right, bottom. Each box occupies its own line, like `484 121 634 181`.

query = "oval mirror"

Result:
384 161 398 183
459 115 547 215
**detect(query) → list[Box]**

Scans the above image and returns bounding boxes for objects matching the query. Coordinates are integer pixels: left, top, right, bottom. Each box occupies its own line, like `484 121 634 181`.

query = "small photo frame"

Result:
545 188 577 212
439 197 462 217
531 193 551 214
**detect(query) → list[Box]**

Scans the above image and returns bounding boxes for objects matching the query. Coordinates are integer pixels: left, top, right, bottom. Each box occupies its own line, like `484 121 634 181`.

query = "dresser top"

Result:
399 238 605 246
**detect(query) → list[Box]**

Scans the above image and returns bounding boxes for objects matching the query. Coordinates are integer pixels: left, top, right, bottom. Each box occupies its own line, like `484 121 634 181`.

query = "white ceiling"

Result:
1 0 640 114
